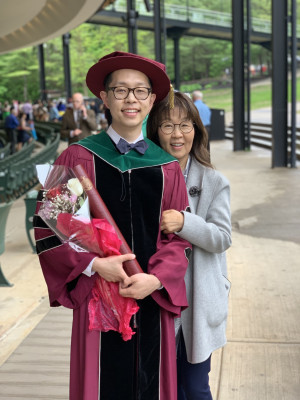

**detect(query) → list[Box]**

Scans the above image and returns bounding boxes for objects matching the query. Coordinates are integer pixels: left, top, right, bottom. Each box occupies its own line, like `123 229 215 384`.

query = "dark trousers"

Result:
177 331 213 400
6 128 17 154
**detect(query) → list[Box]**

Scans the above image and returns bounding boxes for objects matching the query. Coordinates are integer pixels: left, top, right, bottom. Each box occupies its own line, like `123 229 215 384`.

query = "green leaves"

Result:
3 70 31 78
0 46 39 101
0 0 288 104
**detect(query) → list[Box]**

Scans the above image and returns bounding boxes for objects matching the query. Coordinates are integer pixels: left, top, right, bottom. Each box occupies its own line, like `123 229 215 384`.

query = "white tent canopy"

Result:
0 0 106 54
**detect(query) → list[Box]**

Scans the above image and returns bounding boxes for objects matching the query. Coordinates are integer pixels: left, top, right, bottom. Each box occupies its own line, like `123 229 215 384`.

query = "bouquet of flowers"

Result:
37 164 139 341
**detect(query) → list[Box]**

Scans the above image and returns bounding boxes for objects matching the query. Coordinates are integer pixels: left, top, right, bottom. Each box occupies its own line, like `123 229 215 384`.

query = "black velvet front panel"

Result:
94 156 163 400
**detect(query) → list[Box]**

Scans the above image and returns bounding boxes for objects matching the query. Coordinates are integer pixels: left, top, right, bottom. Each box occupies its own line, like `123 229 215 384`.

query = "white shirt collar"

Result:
107 126 144 145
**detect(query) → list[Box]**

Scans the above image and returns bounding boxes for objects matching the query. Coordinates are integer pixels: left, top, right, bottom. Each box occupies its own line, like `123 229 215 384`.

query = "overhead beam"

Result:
89 9 297 48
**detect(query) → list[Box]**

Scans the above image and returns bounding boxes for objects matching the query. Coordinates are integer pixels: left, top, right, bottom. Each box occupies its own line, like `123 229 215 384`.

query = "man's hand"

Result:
80 104 88 118
119 273 162 299
92 253 136 282
160 209 184 234
73 128 82 136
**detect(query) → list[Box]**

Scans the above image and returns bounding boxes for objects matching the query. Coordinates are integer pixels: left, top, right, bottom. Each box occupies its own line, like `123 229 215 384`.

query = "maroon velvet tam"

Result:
86 51 171 103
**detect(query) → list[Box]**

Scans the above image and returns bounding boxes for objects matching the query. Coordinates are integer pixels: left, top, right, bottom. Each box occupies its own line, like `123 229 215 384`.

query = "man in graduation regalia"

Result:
34 51 191 400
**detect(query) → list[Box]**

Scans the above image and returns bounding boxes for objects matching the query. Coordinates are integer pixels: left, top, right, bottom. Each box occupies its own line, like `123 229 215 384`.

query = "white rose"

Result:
67 178 83 196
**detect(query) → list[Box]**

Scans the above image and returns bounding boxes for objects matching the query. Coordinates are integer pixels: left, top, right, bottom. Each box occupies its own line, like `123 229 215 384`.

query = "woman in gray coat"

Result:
147 92 231 400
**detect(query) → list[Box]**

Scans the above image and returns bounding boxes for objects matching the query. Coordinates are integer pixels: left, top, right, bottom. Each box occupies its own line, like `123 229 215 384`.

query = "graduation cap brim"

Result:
86 51 170 103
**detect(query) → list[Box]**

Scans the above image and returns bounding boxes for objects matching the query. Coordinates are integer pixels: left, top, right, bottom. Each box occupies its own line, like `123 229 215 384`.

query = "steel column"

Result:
173 37 180 90
245 0 251 149
37 44 47 102
167 27 187 91
272 0 288 167
127 0 137 54
62 33 72 100
290 0 297 168
232 0 245 151
154 0 163 62
161 0 167 65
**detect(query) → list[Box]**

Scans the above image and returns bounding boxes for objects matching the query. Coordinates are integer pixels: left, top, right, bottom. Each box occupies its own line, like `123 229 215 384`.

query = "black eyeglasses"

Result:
159 121 195 135
108 86 152 100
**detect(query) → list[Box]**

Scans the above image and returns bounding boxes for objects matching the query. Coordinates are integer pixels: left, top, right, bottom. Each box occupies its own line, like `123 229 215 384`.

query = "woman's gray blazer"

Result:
177 156 232 364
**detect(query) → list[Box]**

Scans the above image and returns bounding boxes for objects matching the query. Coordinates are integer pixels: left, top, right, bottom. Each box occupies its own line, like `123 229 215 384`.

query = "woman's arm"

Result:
21 118 30 131
161 175 231 254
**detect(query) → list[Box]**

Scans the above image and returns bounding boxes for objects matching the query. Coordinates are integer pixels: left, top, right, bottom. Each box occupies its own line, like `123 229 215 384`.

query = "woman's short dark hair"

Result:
147 92 212 168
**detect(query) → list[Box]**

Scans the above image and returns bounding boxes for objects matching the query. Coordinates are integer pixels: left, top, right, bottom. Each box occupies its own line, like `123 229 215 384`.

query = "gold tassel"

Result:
169 84 174 109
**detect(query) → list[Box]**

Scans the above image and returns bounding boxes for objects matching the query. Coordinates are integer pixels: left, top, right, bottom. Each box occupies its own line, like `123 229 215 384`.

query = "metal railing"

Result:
106 1 300 35
225 122 300 161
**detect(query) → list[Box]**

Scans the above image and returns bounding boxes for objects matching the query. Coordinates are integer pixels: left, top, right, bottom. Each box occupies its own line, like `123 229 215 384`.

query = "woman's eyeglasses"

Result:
159 121 195 135
108 86 152 100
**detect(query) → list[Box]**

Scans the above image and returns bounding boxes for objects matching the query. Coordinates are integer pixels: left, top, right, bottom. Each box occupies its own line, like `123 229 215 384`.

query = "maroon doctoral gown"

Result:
34 134 191 400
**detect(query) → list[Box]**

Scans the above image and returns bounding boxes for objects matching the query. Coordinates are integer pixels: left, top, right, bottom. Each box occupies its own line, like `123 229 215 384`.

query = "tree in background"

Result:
70 24 128 96
0 0 297 103
0 48 39 102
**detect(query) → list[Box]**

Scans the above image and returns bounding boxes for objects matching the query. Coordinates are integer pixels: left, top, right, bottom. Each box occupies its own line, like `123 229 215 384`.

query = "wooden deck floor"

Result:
0 140 300 399
0 306 72 399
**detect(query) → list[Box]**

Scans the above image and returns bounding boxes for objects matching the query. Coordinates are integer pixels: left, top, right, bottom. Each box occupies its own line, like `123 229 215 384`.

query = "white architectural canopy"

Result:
0 0 108 54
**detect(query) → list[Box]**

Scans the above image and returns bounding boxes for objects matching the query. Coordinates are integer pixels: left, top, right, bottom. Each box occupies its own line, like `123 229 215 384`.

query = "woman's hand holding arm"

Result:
160 209 184 234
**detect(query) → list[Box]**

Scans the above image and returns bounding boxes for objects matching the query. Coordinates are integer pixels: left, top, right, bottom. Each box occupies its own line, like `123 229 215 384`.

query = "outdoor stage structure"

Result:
36 0 297 168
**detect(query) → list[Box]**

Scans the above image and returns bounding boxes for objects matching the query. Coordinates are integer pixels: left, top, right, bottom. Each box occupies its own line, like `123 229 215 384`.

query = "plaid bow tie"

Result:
116 138 149 155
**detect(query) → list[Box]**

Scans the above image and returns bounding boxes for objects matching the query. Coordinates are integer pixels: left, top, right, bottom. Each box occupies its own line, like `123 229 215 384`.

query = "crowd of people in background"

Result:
0 96 109 154
1 102 36 154
0 90 211 155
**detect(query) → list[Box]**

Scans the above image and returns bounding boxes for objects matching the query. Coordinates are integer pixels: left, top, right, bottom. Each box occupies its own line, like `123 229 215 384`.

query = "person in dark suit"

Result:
4 107 19 154
60 92 97 145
